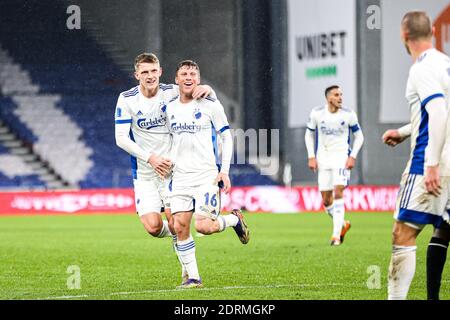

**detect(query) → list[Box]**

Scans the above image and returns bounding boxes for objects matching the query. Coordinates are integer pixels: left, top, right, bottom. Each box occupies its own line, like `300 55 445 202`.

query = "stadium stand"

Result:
0 1 132 189
0 0 277 190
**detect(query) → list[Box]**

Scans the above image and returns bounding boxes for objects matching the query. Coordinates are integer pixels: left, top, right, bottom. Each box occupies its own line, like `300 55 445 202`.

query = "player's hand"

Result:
425 165 441 197
148 154 173 178
382 129 407 147
216 172 231 194
345 156 356 170
308 158 318 173
192 85 211 99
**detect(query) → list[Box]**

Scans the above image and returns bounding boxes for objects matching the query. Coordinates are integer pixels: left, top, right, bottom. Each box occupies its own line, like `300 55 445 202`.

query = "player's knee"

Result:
334 188 345 199
173 218 188 234
146 223 163 237
433 228 450 242
140 214 163 237
321 191 333 207
391 223 417 246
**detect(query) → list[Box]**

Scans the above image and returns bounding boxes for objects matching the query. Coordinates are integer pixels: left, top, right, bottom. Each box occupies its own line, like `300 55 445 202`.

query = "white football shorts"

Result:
170 184 221 220
394 174 450 229
133 178 171 217
318 168 350 191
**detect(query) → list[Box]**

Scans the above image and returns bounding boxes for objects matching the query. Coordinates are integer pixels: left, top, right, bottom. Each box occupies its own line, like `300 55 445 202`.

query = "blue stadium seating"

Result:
0 0 277 189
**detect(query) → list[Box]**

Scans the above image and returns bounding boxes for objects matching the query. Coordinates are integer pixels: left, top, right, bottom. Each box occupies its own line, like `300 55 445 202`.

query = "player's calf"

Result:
195 217 220 235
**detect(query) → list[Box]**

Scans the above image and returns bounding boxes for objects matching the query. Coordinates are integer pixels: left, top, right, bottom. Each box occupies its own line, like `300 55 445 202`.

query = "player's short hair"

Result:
176 60 200 76
401 11 432 41
325 85 340 97
134 53 159 71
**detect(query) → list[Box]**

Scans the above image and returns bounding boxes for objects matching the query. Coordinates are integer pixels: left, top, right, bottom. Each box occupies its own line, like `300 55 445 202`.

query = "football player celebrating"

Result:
115 53 213 283
166 60 250 288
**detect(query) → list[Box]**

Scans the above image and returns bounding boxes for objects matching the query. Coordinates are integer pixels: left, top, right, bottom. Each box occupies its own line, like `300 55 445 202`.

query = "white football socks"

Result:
388 245 417 300
332 198 345 239
217 214 239 232
172 235 187 280
176 235 200 280
157 219 173 238
325 204 334 218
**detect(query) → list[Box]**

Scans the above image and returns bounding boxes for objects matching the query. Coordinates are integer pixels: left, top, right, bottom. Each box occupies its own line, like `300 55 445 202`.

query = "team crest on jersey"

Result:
160 102 167 113
193 108 202 120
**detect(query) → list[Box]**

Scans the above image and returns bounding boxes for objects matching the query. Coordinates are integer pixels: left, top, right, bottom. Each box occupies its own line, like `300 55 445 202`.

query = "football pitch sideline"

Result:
0 212 447 300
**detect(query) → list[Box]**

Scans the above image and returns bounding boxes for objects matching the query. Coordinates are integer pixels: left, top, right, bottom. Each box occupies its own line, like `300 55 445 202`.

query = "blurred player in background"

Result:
382 11 450 300
166 60 249 289
305 85 364 246
114 53 213 283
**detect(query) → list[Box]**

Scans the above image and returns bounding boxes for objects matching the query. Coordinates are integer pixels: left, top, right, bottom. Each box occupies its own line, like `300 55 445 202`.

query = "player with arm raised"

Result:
304 85 364 246
382 11 450 300
166 60 249 289
114 53 213 283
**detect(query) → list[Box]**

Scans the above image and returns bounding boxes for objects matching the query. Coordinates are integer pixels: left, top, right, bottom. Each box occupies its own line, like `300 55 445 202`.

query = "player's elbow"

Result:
115 134 126 149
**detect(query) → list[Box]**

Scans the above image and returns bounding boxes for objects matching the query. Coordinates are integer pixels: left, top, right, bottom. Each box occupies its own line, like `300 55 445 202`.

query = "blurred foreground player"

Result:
305 85 364 246
382 11 450 300
166 60 249 288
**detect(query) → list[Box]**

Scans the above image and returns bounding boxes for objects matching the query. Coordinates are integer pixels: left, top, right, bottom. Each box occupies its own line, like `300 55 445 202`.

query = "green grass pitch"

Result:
0 212 448 300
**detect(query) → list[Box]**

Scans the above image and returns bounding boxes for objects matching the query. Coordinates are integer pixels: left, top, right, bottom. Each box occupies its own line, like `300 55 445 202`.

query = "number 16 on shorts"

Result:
195 185 221 219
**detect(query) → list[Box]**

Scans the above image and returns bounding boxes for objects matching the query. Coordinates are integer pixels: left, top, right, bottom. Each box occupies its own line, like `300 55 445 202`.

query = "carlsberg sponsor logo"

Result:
171 122 202 133
137 115 166 129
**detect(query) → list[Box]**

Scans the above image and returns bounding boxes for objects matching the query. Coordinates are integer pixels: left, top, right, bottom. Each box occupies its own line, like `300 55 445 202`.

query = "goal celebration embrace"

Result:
0 0 449 303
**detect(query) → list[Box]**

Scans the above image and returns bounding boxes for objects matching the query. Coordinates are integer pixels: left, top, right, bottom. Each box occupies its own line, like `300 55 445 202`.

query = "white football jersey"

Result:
166 96 230 188
306 105 361 169
404 48 450 177
114 84 178 179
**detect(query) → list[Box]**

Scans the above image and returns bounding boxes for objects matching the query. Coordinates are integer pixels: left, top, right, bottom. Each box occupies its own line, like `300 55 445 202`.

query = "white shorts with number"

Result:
394 174 450 229
318 168 350 191
170 184 221 220
133 178 171 217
